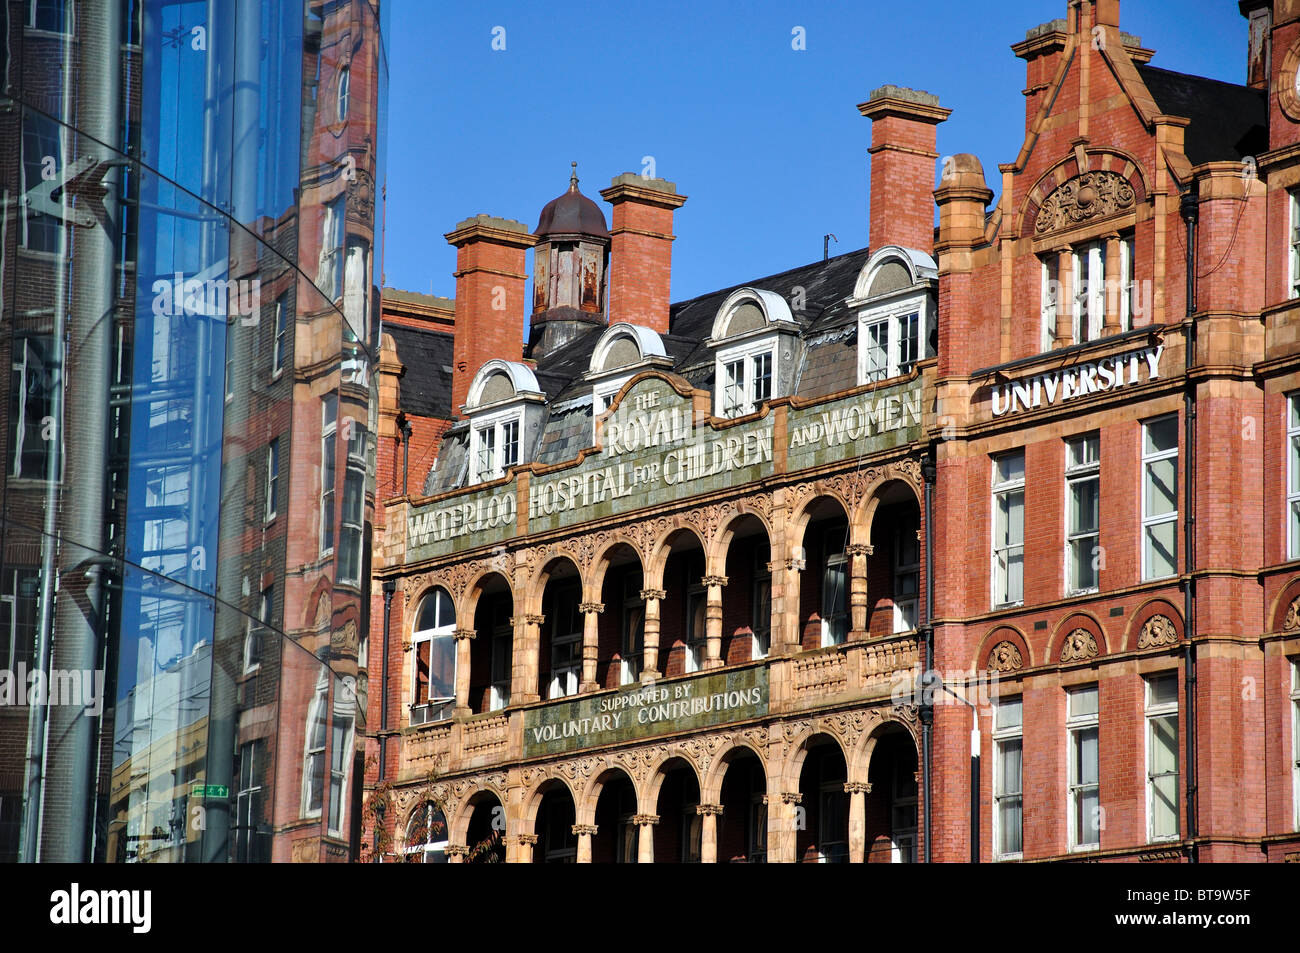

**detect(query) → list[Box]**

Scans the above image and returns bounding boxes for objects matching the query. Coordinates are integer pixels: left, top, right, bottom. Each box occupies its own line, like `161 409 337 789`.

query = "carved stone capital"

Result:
453 628 476 642
511 614 545 628
443 844 469 858
767 558 805 573
701 575 729 588
513 833 539 846
579 602 605 615
571 824 598 837
845 543 874 558
695 803 724 816
640 589 667 602
779 792 803 805
843 781 872 795
632 814 659 826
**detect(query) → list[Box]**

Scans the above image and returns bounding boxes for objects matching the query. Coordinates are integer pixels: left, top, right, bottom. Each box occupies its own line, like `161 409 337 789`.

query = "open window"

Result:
411 588 456 725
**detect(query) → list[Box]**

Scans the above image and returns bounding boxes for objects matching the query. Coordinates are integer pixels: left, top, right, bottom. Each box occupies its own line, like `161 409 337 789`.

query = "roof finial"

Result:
569 161 579 191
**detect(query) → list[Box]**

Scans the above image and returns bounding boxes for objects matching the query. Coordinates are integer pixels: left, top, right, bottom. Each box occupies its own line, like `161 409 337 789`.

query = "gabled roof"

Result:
1136 64 1267 165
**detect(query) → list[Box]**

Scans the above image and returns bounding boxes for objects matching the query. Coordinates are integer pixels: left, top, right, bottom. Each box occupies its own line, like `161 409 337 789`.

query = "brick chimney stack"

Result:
1240 0 1271 91
858 85 950 255
599 173 687 334
444 214 536 414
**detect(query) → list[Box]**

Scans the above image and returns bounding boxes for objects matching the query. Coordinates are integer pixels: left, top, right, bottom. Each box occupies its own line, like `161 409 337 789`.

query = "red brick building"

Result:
365 0 1300 863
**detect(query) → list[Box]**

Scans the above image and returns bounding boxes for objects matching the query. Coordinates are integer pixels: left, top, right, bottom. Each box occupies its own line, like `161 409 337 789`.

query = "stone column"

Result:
513 833 538 864
767 792 801 863
846 543 873 640
1103 233 1123 334
572 824 597 863
579 602 603 692
634 814 658 863
1055 248 1073 346
845 781 872 863
511 614 544 704
770 556 805 655
702 575 728 669
444 844 468 864
640 589 666 681
697 803 723 863
453 628 476 716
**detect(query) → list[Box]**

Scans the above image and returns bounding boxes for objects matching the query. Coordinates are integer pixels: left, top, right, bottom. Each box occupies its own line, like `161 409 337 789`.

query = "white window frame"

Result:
337 418 366 587
320 396 337 556
272 294 288 376
301 667 329 820
1066 685 1101 851
1072 240 1104 343
468 408 522 485
821 550 848 648
752 553 771 660
991 451 1026 609
265 439 279 522
593 375 632 418
244 585 271 674
26 0 69 33
893 513 920 633
620 575 644 686
1065 433 1100 596
890 763 918 863
405 802 449 863
857 297 926 385
714 337 777 419
1119 235 1135 331
234 740 265 862
993 696 1023 860
489 624 511 712
1041 256 1059 352
411 590 457 726
1144 672 1180 843
1290 189 1300 300
1288 394 1300 561
337 65 350 123
1292 660 1300 831
684 583 706 674
548 585 582 700
1141 415 1179 581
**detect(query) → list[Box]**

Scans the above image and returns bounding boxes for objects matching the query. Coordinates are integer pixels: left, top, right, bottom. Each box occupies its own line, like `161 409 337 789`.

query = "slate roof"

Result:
1136 64 1267 166
425 246 877 493
387 322 454 419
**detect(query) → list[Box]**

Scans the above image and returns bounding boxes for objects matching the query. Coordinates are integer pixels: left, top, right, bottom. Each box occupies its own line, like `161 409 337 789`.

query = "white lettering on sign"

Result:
408 493 515 547
991 345 1165 418
604 404 694 455
527 682 765 746
788 388 922 449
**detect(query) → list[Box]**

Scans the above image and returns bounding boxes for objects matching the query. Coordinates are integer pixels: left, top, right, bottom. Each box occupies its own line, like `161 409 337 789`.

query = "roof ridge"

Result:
669 246 869 310
1136 63 1259 94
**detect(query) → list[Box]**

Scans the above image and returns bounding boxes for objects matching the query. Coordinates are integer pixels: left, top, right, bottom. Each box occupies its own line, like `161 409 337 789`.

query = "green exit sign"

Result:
191 784 229 799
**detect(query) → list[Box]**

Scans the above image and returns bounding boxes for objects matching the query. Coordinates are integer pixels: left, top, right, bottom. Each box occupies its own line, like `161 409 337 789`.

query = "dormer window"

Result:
850 247 936 386
708 288 798 419
587 323 671 438
462 360 544 486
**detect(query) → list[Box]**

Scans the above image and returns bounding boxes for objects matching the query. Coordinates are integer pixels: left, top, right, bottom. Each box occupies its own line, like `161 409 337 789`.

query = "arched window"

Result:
411 588 456 725
708 289 795 419
405 801 448 863
337 65 350 122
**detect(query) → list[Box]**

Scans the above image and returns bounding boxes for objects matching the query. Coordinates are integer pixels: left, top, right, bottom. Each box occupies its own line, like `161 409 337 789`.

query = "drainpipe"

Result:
920 453 937 863
1179 189 1199 863
397 413 412 496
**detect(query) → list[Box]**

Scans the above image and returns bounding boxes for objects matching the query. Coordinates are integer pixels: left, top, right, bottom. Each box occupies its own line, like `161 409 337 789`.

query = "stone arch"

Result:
855 473 923 546
646 524 708 591
521 775 577 831
1123 598 1185 652
460 569 515 628
851 716 920 784
1016 147 1150 240
1267 577 1300 635
1049 611 1110 664
645 752 704 810
977 624 1033 673
778 728 850 792
707 506 774 574
587 535 644 602
525 553 583 618
577 764 638 827
788 492 852 555
449 786 505 845
701 740 768 805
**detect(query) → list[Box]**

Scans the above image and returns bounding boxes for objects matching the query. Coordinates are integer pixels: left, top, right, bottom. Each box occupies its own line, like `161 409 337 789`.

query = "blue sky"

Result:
383 0 1246 305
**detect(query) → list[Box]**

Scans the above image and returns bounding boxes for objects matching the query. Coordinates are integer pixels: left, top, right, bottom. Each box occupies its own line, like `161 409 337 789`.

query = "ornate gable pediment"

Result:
1034 170 1136 235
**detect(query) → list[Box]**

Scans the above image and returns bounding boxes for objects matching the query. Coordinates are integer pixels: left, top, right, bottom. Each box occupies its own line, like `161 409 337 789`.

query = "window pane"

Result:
1076 726 1099 784
995 452 1024 485
1144 457 1177 517
998 738 1022 792
995 698 1023 731
998 795 1023 856
1069 685 1099 717
1145 522 1177 578
1077 786 1100 844
1144 417 1178 455
1148 673 1178 707
1070 478 1099 534
1069 538 1098 591
1152 774 1179 838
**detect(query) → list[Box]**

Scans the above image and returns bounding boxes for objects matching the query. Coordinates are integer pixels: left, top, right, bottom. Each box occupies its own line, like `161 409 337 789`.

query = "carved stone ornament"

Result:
1059 628 1100 663
987 640 1024 673
1137 614 1179 649
1285 596 1300 631
1035 170 1135 234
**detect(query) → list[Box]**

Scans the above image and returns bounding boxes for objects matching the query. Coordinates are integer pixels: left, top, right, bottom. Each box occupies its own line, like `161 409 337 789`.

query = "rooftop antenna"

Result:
824 233 838 261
